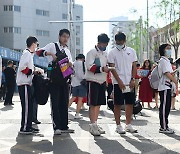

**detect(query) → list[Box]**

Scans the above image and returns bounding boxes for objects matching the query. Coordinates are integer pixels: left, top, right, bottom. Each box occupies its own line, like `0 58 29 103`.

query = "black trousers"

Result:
4 84 15 105
49 82 69 130
159 89 171 129
18 85 33 131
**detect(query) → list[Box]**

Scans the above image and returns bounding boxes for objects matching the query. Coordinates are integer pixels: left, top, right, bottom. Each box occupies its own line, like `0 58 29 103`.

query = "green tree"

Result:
154 0 180 59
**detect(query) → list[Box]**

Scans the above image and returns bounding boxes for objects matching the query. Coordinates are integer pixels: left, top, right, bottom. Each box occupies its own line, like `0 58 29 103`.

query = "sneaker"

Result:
81 105 86 110
54 129 62 135
125 124 138 133
116 125 126 134
30 127 39 133
74 113 83 119
61 129 74 133
97 125 105 134
19 130 33 135
33 120 41 124
159 128 174 134
89 124 101 136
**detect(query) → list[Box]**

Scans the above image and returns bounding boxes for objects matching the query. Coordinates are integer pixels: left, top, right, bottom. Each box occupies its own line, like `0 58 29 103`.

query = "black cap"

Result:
76 54 85 60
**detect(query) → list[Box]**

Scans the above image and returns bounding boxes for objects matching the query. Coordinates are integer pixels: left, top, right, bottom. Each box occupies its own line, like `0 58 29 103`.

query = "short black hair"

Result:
76 54 85 60
7 60 13 65
26 36 38 48
115 32 126 41
97 33 110 43
59 29 70 36
159 43 170 56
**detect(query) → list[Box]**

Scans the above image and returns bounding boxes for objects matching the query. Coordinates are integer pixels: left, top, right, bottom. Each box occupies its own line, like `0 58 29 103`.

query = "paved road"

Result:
0 95 180 154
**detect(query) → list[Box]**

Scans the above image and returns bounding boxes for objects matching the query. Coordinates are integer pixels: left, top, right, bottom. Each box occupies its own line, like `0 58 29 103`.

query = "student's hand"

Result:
102 66 109 73
129 79 135 89
67 62 73 67
51 53 57 61
118 80 126 91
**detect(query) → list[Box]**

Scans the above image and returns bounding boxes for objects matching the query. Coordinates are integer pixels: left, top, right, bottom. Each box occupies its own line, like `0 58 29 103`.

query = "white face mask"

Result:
116 44 125 50
165 49 172 57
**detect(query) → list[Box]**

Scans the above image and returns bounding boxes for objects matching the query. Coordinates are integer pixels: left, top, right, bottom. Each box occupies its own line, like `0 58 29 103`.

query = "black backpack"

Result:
49 43 71 85
33 74 49 105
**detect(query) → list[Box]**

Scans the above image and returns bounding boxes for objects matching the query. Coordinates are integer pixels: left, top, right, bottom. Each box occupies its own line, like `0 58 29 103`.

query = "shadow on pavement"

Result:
122 133 179 153
0 105 14 111
94 136 134 154
52 134 90 154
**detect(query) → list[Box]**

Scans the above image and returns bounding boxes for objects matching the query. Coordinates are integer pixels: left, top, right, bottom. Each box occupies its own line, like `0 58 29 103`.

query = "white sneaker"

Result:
54 129 61 135
125 124 138 133
74 113 82 119
159 128 174 134
116 125 126 134
97 125 105 134
89 124 101 136
81 105 86 110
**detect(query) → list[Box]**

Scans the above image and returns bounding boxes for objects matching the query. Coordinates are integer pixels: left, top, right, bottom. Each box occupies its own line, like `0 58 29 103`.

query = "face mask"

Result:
98 46 106 51
116 44 124 50
165 49 172 57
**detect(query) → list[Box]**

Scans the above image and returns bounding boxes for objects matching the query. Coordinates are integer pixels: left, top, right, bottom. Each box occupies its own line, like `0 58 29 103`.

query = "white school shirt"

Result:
71 60 85 87
108 46 137 85
41 42 73 64
158 56 173 91
85 47 108 84
16 49 34 86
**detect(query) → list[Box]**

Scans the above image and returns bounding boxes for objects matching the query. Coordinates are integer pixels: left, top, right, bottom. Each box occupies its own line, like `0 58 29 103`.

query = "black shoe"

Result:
33 120 41 124
9 103 14 105
30 127 40 133
19 130 33 135
4 103 9 106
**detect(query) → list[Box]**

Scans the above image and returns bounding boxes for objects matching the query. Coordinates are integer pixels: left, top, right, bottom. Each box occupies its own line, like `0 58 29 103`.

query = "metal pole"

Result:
147 0 149 59
140 16 143 63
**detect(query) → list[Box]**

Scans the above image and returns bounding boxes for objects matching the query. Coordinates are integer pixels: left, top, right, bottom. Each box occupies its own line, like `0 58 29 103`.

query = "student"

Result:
37 29 74 135
69 54 86 119
16 36 39 134
139 60 153 108
0 66 6 101
158 44 178 134
108 32 138 134
4 60 16 106
86 33 110 136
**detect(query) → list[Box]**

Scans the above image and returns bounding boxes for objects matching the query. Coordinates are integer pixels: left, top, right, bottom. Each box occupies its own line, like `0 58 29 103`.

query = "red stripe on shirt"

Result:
21 67 30 75
90 65 97 73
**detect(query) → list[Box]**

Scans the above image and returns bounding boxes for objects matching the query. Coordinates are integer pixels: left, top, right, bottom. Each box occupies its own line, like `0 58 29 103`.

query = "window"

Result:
14 5 21 12
62 13 68 20
3 27 21 34
36 30 49 37
4 5 21 12
9 27 13 33
9 5 13 11
4 5 8 11
36 9 49 17
4 27 8 33
76 16 80 20
63 0 68 3
76 26 80 35
76 37 80 46
14 27 21 34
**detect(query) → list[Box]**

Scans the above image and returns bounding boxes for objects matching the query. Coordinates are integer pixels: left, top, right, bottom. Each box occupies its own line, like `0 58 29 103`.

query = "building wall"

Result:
0 0 83 60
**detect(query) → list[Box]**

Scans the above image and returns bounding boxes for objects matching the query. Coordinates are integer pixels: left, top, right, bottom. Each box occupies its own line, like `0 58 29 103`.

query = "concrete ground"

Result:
0 94 180 154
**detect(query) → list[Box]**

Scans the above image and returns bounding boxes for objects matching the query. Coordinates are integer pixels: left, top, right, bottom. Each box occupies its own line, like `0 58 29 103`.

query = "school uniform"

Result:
38 42 72 131
108 46 137 105
158 56 173 130
16 49 34 132
85 46 108 106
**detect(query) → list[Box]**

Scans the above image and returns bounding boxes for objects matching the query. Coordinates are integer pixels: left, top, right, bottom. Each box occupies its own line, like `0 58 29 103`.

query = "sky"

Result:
75 0 161 53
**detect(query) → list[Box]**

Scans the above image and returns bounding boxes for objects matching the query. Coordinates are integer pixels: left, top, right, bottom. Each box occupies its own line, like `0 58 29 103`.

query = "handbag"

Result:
80 61 87 87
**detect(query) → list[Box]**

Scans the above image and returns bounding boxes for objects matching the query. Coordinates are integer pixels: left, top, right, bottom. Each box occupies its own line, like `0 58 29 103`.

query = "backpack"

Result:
149 65 161 90
49 43 72 85
33 74 49 105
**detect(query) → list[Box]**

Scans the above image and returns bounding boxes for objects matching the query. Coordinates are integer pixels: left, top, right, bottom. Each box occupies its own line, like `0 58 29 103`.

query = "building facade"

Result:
0 0 83 61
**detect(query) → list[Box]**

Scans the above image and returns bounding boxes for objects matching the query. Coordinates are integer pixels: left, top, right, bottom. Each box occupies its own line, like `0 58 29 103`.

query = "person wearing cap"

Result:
68 54 86 119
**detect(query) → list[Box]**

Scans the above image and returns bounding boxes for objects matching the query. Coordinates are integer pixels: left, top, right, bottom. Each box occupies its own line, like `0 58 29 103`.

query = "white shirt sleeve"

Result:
132 49 138 62
18 52 31 72
161 59 172 74
107 51 115 64
75 61 85 80
86 50 96 70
